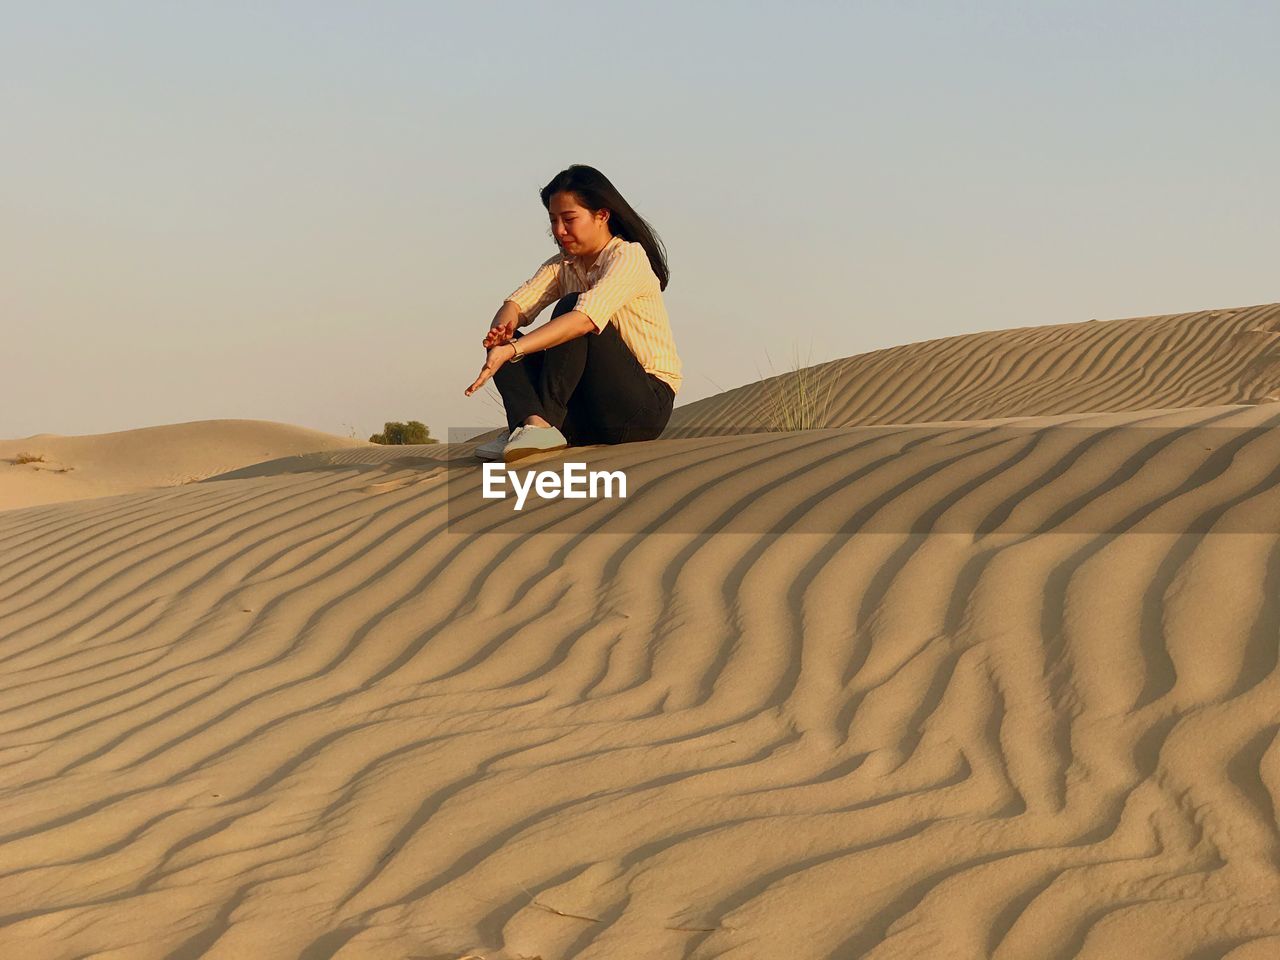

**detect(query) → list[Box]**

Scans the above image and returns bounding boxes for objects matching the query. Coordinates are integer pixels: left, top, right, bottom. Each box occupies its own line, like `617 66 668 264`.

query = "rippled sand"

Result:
3 303 1280 958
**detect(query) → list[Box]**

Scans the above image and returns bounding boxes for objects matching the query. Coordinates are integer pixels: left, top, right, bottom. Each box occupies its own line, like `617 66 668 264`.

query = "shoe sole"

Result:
503 443 569 466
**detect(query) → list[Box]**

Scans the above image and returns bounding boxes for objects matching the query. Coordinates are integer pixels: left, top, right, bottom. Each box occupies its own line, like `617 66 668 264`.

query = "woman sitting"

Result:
464 164 682 464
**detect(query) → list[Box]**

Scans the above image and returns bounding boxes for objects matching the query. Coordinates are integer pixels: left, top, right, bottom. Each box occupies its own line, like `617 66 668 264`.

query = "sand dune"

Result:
668 302 1280 435
0 419 373 512
2 305 1280 959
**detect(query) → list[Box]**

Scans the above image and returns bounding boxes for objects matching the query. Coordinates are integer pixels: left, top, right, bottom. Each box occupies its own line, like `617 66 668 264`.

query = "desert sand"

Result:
0 420 373 512
2 303 1280 959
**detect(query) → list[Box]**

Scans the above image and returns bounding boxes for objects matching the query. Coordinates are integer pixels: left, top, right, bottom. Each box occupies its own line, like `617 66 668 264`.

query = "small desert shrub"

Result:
757 345 838 432
13 452 45 464
369 421 437 445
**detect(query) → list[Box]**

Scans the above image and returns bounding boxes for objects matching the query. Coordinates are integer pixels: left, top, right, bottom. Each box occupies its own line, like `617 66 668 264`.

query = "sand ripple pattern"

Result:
668 303 1280 435
7 299 1280 958
3 402 1280 958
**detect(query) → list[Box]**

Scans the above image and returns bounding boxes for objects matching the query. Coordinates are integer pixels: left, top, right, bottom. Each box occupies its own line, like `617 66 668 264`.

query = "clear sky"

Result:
4 1 1277 441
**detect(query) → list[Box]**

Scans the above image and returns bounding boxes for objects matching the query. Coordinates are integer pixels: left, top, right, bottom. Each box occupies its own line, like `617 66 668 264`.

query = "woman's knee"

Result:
550 292 580 319
541 332 587 363
492 356 529 386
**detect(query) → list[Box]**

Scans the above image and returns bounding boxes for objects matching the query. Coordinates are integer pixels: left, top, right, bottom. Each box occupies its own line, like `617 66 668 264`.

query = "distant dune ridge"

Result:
668 302 1280 434
0 419 372 511
2 303 1280 959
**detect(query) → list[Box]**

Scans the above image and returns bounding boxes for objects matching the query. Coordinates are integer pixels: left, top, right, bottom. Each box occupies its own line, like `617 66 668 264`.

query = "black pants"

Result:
493 293 675 445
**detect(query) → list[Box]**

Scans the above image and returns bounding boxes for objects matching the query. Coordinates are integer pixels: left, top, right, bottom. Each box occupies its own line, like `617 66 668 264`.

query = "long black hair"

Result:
540 165 669 291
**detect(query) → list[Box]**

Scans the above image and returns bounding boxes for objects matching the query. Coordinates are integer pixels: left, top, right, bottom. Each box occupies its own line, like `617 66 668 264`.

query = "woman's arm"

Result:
482 302 594 351
512 310 597 354
486 300 524 343
466 310 595 397
503 256 563 329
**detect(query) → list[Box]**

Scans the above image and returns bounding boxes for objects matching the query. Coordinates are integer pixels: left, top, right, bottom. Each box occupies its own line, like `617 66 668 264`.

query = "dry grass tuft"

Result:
13 452 46 464
756 343 838 432
478 382 510 430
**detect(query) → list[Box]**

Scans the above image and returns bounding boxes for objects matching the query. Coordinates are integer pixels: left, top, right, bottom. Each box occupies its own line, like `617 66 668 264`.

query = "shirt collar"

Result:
561 234 624 271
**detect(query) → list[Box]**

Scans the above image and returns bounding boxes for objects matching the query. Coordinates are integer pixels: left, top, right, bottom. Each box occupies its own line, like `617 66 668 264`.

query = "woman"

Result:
464 165 682 464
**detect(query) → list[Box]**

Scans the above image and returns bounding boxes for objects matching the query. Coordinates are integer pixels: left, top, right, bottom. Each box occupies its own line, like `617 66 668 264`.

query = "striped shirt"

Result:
504 234 683 394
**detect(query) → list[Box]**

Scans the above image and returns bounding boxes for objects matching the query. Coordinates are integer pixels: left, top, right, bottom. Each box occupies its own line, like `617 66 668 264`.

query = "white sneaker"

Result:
474 429 511 461
503 424 569 464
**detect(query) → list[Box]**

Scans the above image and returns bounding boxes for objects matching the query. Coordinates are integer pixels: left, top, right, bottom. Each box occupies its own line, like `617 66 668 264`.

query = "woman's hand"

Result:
464 343 516 397
483 316 519 349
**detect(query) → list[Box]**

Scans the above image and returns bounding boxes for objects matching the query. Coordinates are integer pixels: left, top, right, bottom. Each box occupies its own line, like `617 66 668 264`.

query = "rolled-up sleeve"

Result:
504 254 563 327
574 243 655 333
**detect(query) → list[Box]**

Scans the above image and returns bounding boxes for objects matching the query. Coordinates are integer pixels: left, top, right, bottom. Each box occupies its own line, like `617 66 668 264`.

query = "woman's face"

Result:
548 191 610 256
